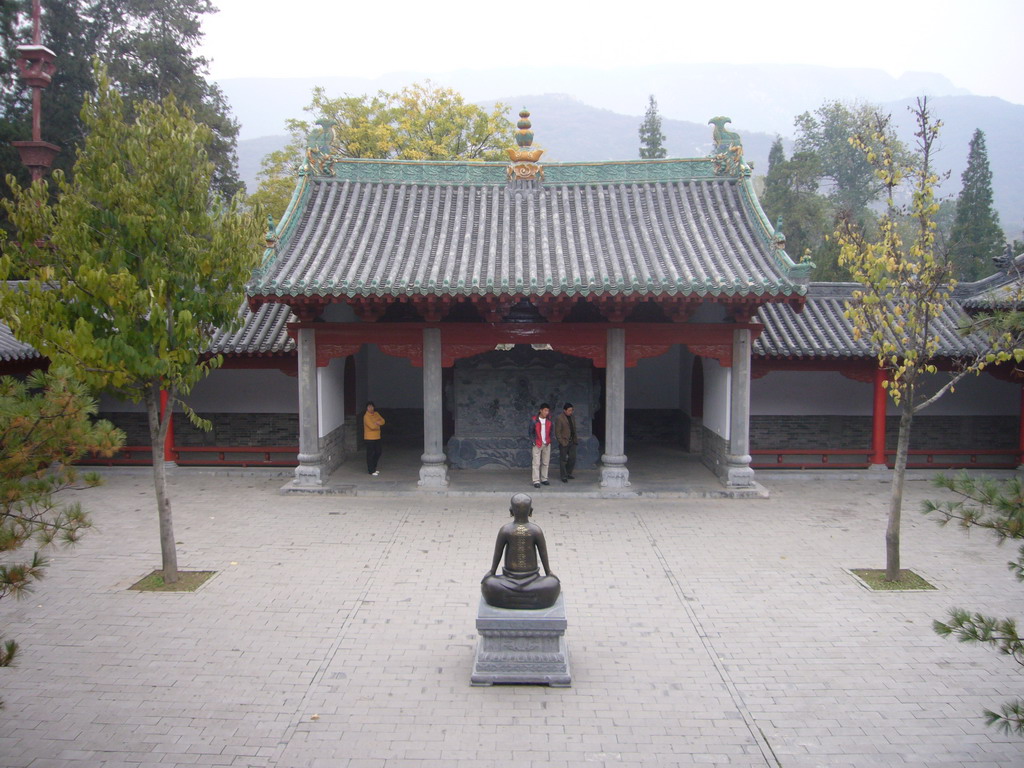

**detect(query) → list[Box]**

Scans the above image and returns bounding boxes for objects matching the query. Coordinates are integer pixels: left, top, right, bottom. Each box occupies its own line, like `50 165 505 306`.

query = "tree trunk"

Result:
145 385 178 583
886 402 914 582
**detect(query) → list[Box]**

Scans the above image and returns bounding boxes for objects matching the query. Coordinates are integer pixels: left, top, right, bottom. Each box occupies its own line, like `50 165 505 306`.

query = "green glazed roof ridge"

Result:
316 157 723 185
737 175 809 295
249 174 312 290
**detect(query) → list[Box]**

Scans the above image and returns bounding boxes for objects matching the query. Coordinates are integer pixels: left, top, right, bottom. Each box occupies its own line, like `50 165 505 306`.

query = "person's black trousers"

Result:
366 440 382 474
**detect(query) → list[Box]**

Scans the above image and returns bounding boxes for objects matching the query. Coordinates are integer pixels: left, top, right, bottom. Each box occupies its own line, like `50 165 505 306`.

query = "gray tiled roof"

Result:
208 302 296 356
0 321 41 362
953 255 1024 311
249 160 808 301
0 302 296 364
754 284 986 359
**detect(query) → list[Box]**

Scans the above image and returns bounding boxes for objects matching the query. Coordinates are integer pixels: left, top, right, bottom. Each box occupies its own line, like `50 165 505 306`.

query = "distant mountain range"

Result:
223 63 1023 235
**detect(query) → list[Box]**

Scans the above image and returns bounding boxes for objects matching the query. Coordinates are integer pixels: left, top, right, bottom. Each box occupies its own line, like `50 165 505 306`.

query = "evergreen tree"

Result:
0 366 122 698
949 129 1004 281
767 134 785 173
638 94 667 159
924 473 1024 735
760 137 839 279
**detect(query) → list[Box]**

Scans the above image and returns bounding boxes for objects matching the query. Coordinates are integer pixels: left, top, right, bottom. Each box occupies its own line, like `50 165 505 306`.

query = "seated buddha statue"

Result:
481 493 561 610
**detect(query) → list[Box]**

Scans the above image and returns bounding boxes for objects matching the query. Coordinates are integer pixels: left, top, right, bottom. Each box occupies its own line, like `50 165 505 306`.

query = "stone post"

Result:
418 327 449 487
726 327 755 487
294 327 324 486
600 327 630 488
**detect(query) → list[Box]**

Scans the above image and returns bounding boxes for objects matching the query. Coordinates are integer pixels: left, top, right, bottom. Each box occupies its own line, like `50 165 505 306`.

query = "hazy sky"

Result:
200 0 1024 106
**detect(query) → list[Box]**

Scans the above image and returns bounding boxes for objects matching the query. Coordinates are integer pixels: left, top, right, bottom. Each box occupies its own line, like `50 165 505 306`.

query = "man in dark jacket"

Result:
554 402 578 483
528 402 553 488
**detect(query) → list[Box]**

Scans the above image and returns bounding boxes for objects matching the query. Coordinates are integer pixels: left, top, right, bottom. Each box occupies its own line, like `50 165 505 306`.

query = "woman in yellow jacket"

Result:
363 401 386 476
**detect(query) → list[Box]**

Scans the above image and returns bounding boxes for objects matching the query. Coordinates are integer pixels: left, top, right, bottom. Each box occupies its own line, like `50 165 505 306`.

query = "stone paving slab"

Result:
0 469 1022 767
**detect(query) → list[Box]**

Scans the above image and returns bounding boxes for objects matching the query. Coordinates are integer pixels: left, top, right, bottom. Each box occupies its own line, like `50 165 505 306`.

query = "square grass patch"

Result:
129 570 216 592
849 568 936 591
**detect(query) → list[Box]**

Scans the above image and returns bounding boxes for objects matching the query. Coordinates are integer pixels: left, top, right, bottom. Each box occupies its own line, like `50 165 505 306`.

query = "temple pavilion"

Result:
2 113 1018 482
245 112 813 488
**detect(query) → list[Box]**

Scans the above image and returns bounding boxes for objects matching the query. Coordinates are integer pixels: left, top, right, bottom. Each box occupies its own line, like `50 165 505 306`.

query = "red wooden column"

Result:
1018 384 1024 468
160 390 177 463
870 366 887 468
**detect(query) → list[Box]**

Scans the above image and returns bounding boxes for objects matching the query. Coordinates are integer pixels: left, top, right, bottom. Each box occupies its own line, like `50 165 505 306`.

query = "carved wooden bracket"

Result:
316 343 362 368
688 344 733 366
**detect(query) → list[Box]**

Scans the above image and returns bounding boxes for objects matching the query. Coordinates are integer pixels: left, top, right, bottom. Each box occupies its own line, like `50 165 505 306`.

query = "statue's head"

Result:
509 493 533 519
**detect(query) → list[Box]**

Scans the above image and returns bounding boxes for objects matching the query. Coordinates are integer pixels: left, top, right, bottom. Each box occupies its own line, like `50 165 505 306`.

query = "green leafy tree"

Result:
760 136 840 278
923 473 1024 734
949 129 1004 281
251 82 514 221
795 100 909 222
0 0 240 198
838 99 965 582
638 94 667 159
0 367 123 686
0 69 263 583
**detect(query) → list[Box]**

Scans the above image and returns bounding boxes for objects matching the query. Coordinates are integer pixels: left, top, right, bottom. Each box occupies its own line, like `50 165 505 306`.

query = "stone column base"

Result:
725 454 754 488
471 595 571 687
600 453 631 488
418 455 449 488
293 454 324 487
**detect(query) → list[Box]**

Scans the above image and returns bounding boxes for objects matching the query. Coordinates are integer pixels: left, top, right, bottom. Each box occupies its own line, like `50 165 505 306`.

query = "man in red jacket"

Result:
528 402 553 488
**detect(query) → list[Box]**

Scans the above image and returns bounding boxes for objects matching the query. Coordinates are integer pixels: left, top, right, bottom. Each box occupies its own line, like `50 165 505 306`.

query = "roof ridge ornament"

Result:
507 108 544 187
265 214 278 249
708 116 751 178
304 118 339 176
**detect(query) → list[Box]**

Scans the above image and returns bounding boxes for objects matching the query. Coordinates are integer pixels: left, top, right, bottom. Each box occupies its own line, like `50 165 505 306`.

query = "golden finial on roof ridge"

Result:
507 108 544 183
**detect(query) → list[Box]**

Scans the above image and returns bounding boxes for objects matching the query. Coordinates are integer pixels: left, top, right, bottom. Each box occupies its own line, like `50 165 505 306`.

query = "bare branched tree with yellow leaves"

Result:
837 97 1023 582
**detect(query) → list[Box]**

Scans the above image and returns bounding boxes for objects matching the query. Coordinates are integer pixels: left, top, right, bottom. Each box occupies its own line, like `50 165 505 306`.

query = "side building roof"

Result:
754 283 989 360
0 320 42 363
0 301 296 365
955 254 1024 311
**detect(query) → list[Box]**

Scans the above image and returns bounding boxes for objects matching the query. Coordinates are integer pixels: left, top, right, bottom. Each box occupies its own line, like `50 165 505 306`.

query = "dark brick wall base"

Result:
99 410 1016 461
701 427 729 481
750 415 1017 450
99 412 299 448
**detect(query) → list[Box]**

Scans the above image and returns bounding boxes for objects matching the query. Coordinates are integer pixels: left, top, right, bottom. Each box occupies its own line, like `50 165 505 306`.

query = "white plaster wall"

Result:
921 373 1018 416
625 347 680 408
751 370 1018 416
703 358 730 439
97 368 299 413
188 369 298 413
318 356 346 438
752 371 876 416
367 346 422 406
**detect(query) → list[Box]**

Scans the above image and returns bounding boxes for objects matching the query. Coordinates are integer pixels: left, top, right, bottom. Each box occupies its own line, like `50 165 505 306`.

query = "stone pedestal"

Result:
471 594 570 687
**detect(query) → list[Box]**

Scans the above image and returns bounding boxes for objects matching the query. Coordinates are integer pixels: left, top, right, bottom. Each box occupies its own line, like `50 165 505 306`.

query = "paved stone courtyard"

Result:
1 468 1023 767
